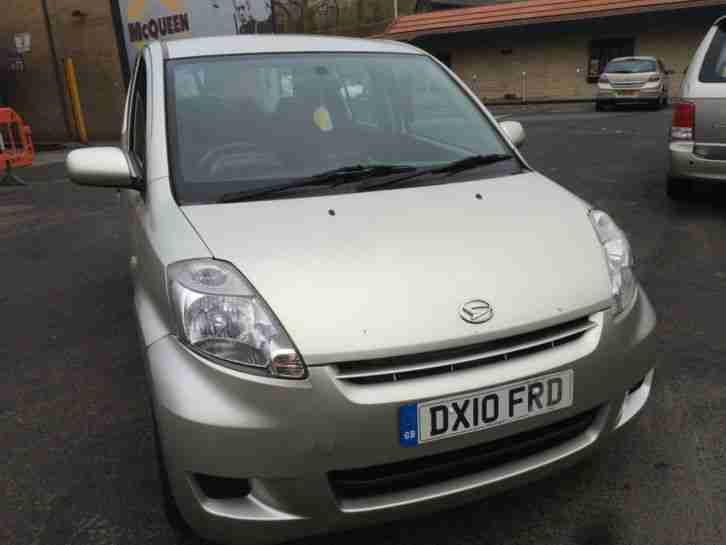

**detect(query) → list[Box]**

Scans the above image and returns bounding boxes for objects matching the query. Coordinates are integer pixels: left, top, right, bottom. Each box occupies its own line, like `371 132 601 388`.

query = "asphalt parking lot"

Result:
2 107 725 545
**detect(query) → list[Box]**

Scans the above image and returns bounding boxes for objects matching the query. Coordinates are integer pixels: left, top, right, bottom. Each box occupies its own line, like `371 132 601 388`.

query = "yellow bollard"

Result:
63 58 88 145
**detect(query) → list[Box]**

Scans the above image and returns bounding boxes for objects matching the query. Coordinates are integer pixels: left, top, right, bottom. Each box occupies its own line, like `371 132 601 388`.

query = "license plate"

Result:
399 370 573 446
619 90 638 97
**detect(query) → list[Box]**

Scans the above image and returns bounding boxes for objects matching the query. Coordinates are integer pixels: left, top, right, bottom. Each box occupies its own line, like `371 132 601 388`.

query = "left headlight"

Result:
167 259 306 379
589 210 638 315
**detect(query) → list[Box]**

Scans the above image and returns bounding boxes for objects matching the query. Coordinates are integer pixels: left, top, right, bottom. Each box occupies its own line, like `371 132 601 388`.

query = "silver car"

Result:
668 15 726 198
596 56 671 110
66 36 656 545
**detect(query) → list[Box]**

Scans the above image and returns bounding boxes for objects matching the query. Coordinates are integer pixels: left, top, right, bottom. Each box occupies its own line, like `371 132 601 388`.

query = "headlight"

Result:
167 259 306 379
589 211 637 315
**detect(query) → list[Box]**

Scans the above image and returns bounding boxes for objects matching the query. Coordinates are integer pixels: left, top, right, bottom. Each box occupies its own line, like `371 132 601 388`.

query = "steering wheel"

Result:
198 142 262 175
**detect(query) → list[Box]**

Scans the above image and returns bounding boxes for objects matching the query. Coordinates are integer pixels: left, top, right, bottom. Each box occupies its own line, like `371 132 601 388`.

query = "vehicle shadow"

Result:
669 181 726 212
597 103 671 113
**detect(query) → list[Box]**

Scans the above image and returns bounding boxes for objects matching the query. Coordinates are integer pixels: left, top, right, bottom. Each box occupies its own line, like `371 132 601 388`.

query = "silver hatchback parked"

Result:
596 56 671 110
66 36 656 545
668 15 726 198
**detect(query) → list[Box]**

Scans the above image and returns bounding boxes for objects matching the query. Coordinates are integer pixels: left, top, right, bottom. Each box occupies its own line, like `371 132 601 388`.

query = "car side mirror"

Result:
500 120 526 148
66 147 139 189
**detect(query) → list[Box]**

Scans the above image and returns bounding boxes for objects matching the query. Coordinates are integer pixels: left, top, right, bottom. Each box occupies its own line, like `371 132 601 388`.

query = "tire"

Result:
654 94 668 110
595 101 606 112
667 176 692 200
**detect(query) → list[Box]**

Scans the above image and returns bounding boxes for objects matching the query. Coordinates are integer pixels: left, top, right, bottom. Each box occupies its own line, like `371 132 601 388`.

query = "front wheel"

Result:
667 176 692 200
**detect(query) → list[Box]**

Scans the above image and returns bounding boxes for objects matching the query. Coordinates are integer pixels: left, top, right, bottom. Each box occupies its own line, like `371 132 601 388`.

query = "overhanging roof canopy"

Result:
422 0 522 6
386 0 726 40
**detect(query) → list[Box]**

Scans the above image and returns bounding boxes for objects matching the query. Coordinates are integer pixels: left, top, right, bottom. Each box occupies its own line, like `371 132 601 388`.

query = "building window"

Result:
587 38 635 82
433 52 452 68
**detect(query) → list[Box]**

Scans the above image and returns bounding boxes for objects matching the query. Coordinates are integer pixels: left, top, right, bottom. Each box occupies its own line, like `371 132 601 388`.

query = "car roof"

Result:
163 34 422 60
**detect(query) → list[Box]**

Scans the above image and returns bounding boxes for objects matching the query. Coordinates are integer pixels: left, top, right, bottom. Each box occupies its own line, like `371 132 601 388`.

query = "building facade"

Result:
387 0 726 102
0 1 126 141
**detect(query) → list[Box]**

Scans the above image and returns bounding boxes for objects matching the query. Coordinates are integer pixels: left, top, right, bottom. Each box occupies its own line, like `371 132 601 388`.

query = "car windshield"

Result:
699 23 726 83
605 59 657 73
165 53 518 204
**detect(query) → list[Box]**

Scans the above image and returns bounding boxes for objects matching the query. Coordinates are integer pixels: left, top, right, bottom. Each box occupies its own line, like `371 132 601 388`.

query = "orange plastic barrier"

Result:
0 108 34 170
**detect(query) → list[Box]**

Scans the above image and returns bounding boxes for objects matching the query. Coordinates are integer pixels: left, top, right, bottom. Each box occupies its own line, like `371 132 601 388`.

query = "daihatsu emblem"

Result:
460 300 494 324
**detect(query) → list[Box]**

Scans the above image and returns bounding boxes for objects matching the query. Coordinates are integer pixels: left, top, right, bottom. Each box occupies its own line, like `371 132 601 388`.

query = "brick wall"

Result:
0 0 125 141
0 1 70 140
414 8 723 102
50 0 126 141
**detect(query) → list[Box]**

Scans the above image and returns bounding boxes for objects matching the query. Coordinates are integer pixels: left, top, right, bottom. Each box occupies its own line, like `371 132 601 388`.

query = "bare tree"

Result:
273 0 414 35
272 0 307 32
273 0 340 33
313 0 340 30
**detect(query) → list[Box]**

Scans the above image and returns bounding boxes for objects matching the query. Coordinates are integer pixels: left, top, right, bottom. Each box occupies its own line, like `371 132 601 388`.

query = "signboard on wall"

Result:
14 33 31 54
112 0 274 82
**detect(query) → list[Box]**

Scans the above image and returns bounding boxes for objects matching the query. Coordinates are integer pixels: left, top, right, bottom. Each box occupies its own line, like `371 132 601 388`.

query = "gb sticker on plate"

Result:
399 404 418 447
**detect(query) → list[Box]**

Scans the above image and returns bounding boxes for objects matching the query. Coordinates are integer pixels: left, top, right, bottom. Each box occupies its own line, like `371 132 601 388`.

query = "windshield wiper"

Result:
219 164 417 203
358 153 514 192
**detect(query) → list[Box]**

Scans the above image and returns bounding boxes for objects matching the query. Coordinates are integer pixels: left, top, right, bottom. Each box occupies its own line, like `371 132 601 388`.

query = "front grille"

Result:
611 80 646 88
329 408 599 500
335 316 597 384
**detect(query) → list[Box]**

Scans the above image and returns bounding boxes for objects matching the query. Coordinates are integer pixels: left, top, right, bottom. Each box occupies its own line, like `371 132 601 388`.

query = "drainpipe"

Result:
41 0 74 140
521 71 527 104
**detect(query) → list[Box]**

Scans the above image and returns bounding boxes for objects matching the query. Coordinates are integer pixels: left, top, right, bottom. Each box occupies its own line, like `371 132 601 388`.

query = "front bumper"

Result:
669 141 726 182
144 289 656 545
596 86 662 103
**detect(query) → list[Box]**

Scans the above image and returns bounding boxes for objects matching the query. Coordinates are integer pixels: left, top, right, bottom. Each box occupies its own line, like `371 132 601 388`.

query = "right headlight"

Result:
589 210 638 315
167 259 306 379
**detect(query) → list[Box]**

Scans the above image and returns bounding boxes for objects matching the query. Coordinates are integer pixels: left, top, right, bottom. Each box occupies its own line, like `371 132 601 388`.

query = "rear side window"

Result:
699 24 726 83
604 59 656 73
